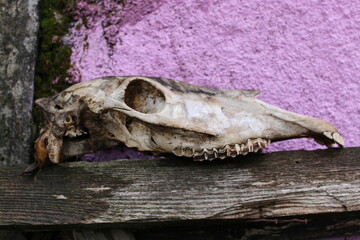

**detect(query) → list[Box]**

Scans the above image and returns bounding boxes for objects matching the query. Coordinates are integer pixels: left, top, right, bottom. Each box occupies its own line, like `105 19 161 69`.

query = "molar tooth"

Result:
173 147 183 156
262 138 268 146
204 150 216 160
212 148 219 158
240 143 248 155
218 147 227 159
224 144 231 157
183 147 194 157
229 145 237 158
193 151 204 161
207 152 216 161
254 138 264 152
247 139 254 152
235 144 241 155
263 138 269 147
203 149 209 161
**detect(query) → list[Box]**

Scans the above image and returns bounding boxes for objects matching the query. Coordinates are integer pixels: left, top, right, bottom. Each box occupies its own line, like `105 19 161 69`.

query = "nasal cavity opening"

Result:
124 79 166 114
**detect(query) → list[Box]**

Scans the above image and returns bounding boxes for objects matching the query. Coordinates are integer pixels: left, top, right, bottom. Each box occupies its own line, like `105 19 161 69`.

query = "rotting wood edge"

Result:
0 147 359 234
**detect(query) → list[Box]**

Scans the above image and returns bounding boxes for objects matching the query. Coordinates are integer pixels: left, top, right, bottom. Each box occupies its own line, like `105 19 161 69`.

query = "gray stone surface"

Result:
0 0 39 165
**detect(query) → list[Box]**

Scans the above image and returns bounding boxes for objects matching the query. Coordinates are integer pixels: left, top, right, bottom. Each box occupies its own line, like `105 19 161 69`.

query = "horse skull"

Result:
34 76 344 167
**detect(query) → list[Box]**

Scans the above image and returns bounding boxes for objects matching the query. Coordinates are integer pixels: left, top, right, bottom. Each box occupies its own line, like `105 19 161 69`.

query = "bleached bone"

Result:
34 76 344 166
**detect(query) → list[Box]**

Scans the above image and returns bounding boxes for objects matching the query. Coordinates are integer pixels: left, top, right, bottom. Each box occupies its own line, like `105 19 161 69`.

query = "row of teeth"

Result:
172 138 270 161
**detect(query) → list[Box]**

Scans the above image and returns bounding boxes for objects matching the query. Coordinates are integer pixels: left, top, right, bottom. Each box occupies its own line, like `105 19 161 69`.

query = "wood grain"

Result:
1 147 360 231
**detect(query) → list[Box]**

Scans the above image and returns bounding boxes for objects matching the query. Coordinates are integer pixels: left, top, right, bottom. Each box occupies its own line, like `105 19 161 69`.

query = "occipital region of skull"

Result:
34 76 344 167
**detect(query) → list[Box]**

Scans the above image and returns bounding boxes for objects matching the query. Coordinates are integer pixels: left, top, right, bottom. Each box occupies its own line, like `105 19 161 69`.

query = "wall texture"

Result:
68 0 360 160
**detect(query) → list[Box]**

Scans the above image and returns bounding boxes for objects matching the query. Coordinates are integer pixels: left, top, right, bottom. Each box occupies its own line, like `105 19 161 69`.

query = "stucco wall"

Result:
69 0 360 160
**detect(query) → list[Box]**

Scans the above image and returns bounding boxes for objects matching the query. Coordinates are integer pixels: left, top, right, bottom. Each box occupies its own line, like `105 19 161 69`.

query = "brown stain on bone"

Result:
35 127 50 168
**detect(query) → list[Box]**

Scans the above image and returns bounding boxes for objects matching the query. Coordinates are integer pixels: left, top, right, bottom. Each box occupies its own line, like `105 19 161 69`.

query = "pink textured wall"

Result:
69 0 360 161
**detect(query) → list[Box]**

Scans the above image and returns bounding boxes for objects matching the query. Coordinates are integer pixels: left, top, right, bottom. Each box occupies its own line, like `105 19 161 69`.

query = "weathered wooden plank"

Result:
0 147 359 230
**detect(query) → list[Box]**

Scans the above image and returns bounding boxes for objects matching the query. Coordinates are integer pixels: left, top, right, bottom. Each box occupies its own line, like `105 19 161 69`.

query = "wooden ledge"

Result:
1 147 360 232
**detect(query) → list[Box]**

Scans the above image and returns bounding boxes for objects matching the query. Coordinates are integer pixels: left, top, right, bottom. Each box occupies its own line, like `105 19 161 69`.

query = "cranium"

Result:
34 76 344 167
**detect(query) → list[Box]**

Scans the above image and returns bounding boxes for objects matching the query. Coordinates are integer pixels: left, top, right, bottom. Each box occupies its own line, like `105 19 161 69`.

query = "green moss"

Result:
33 0 77 141
35 0 76 99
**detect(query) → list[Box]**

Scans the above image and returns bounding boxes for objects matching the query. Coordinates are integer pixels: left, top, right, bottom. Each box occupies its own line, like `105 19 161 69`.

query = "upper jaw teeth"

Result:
173 138 270 161
322 131 344 147
173 132 345 162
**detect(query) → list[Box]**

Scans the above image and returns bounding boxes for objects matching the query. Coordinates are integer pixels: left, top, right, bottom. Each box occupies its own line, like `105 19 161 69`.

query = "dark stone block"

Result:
0 0 39 164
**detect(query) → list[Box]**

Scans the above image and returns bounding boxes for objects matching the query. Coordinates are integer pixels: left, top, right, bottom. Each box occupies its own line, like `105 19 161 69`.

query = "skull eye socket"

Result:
124 80 165 114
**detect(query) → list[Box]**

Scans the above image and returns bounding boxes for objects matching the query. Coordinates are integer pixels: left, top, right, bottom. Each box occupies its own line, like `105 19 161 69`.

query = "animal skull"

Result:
34 76 344 167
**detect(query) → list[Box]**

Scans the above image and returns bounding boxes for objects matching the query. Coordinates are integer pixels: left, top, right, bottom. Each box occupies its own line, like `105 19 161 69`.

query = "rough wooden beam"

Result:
1 148 360 233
